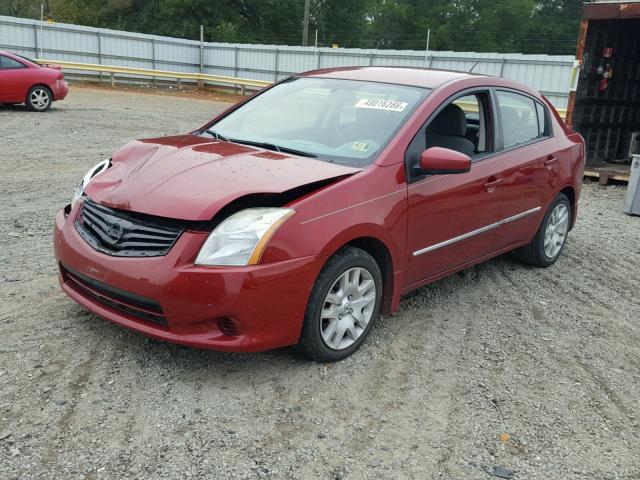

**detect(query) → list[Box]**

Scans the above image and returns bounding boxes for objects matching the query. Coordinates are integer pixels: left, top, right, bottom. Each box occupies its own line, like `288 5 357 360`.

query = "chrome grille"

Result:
75 199 183 257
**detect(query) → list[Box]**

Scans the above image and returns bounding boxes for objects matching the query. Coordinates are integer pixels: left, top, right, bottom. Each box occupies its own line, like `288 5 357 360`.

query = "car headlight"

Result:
195 208 295 266
71 159 111 208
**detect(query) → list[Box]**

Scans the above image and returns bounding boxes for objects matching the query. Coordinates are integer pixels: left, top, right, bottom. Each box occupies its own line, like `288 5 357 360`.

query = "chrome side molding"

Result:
412 206 541 256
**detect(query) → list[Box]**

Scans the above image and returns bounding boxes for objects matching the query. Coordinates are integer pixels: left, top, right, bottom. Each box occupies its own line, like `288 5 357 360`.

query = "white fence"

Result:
0 15 575 108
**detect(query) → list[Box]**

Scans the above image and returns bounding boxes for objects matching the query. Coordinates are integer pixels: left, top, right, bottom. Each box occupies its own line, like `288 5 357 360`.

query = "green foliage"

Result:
0 0 583 54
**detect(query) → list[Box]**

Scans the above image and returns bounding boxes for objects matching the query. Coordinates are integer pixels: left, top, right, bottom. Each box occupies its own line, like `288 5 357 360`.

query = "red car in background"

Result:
0 50 68 111
54 67 585 362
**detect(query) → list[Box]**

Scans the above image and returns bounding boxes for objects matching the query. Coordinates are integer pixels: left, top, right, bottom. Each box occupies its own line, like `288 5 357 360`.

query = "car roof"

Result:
0 50 25 60
299 66 485 89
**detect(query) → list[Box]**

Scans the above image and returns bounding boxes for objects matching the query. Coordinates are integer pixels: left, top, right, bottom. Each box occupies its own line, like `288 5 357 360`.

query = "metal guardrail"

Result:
37 59 272 92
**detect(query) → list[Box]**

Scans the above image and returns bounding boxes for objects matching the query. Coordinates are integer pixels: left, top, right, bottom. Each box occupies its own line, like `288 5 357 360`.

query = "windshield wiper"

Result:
206 130 230 142
229 138 317 158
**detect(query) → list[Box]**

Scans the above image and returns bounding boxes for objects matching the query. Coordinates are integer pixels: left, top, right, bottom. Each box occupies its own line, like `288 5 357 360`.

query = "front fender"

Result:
261 165 408 312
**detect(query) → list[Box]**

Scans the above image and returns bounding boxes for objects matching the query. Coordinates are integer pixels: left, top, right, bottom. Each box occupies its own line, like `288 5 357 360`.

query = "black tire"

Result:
26 85 52 112
514 193 571 267
296 246 383 363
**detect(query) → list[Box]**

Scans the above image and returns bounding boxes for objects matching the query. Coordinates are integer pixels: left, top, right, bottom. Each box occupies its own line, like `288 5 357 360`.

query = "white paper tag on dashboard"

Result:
354 98 408 112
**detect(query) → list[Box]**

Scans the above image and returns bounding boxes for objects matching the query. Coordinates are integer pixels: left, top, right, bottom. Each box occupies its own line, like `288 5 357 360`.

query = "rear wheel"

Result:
297 247 382 362
514 193 571 267
26 86 52 112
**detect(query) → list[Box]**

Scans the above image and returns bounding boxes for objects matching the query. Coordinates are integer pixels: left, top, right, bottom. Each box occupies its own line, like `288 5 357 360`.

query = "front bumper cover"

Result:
53 204 322 352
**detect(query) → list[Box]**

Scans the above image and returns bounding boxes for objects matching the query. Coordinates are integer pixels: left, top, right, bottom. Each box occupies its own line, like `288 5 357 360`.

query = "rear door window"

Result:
496 90 540 149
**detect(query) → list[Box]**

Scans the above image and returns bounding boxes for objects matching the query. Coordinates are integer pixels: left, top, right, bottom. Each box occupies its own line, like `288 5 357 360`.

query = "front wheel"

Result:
26 86 52 112
297 247 382 362
514 193 571 267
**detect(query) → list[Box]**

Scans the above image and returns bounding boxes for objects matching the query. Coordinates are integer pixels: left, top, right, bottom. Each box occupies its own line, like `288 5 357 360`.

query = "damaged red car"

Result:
54 67 585 362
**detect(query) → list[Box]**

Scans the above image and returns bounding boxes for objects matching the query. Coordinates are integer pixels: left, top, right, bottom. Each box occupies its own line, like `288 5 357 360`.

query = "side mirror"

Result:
418 147 471 175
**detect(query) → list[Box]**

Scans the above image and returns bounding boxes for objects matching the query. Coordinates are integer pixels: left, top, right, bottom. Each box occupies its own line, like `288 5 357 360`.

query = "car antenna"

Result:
468 61 479 73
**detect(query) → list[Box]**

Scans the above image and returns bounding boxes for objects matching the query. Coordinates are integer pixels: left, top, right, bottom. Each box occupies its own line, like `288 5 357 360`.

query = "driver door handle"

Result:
544 155 558 167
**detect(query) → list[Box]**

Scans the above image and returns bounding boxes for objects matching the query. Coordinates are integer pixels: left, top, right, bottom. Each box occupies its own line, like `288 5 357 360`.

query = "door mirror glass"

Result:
418 147 471 175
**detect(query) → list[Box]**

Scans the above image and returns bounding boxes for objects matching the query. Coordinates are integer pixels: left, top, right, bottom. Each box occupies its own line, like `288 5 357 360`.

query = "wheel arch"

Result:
322 232 398 315
558 184 577 230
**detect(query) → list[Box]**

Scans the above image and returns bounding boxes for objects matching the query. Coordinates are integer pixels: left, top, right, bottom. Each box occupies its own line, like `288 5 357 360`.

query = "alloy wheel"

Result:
320 267 377 350
544 203 569 259
30 88 50 110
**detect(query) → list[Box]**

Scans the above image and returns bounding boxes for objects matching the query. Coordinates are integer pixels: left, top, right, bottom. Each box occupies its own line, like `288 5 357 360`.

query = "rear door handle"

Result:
544 155 558 167
484 177 503 193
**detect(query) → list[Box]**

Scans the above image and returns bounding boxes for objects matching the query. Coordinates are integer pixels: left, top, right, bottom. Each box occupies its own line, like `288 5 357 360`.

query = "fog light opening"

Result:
217 317 239 337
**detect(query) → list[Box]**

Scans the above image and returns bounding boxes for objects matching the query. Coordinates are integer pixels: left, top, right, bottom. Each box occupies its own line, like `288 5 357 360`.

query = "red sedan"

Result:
54 67 584 362
0 50 68 111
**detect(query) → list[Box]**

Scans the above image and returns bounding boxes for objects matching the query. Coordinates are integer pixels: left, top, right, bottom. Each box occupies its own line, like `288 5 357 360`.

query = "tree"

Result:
0 0 45 17
311 0 371 48
0 0 583 54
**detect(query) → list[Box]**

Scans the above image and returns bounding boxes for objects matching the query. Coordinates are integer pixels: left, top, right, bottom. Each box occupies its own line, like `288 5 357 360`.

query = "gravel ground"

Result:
1 86 639 480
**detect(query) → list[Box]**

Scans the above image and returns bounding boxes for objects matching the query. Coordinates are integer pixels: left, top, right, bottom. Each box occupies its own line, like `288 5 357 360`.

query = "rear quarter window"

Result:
536 101 549 137
0 56 26 69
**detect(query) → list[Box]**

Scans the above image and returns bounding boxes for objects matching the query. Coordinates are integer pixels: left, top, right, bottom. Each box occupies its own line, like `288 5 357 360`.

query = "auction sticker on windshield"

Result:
351 141 371 152
354 98 408 112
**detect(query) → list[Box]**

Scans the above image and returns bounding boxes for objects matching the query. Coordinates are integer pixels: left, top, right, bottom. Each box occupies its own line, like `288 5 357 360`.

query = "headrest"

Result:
429 104 467 137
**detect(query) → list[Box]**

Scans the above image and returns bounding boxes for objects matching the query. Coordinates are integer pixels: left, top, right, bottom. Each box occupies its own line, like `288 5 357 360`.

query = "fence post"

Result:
151 39 156 85
199 25 204 89
499 58 506 77
274 48 279 82
32 23 39 57
201 44 208 89
97 31 103 83
317 50 322 69
234 46 239 94
369 53 374 66
313 29 318 68
97 32 102 64
424 28 431 66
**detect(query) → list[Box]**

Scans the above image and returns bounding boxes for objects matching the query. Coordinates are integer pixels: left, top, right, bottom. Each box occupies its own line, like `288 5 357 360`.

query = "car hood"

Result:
84 135 361 221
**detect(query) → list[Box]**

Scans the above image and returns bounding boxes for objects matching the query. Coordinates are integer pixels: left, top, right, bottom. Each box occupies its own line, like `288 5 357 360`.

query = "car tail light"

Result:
57 72 64 80
217 318 239 336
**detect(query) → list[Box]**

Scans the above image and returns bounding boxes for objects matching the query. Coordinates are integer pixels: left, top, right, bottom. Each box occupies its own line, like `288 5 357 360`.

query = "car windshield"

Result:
207 77 430 167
